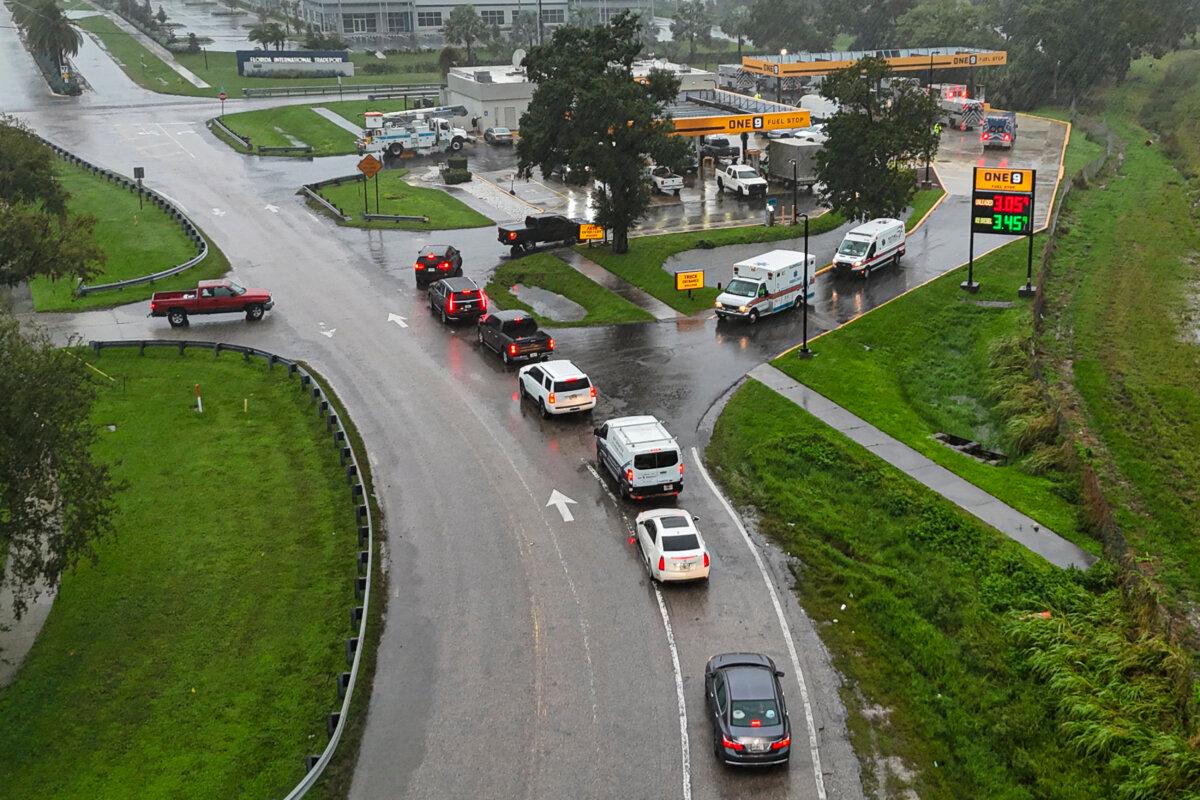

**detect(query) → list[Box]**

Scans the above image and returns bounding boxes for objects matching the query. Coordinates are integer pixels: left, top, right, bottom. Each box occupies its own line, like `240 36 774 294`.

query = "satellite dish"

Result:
512 48 527 67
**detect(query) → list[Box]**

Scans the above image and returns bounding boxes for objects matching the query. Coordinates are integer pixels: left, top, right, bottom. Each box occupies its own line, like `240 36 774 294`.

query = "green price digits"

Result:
992 213 1030 233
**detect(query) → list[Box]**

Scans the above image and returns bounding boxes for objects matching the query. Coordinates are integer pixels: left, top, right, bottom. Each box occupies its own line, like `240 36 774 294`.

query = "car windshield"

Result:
554 378 590 392
838 239 870 257
732 168 757 179
661 533 700 551
986 119 1010 132
730 699 781 728
227 281 246 295
633 450 679 469
725 279 759 298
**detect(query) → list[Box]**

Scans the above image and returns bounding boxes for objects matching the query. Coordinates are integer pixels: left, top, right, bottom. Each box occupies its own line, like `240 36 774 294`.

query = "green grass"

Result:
706 380 1191 800
30 160 228 312
74 15 439 98
578 211 846 315
906 187 944 232
0 348 358 799
312 169 493 231
1039 68 1200 605
1030 107 1105 178
214 99 427 157
484 252 655 327
1136 50 1200 177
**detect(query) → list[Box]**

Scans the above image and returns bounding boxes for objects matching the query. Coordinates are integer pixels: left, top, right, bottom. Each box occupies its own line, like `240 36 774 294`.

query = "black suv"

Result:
414 245 463 288
705 652 791 767
428 277 488 323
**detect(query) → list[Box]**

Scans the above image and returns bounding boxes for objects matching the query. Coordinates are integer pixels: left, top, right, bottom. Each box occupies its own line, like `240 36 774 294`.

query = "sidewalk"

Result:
312 107 363 135
99 10 210 89
748 364 1097 571
0 558 56 687
559 249 680 322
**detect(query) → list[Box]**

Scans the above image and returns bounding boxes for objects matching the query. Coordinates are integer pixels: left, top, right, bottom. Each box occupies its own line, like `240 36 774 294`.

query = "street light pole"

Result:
798 212 812 358
777 48 787 103
790 158 798 225
924 52 934 188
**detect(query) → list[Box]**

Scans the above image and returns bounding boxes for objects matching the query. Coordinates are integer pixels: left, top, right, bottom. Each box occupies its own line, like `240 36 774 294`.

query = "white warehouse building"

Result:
299 0 651 42
443 59 718 131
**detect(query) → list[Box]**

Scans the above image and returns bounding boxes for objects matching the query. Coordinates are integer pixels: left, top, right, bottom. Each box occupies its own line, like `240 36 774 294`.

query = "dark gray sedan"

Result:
705 652 792 766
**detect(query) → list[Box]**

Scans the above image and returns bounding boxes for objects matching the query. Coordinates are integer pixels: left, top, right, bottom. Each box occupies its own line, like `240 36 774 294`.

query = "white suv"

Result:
517 360 597 417
594 416 684 500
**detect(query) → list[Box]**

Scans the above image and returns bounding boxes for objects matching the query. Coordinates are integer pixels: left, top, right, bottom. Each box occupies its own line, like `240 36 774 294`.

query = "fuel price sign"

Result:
972 190 1033 235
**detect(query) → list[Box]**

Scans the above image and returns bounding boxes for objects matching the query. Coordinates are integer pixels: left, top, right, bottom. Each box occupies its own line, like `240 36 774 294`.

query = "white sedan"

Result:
635 509 710 582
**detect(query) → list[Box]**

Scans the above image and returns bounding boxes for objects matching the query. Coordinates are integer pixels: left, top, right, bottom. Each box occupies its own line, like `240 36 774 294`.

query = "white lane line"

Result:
691 446 827 800
586 462 692 800
152 190 189 214
654 584 693 800
156 122 196 159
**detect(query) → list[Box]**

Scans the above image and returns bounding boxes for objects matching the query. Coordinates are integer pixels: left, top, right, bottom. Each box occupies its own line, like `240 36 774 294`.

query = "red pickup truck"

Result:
149 279 274 327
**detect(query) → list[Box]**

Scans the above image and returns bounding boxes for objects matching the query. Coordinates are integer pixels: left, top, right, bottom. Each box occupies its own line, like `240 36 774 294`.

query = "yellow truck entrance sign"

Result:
675 270 705 291
578 223 605 241
973 168 1035 192
672 110 812 137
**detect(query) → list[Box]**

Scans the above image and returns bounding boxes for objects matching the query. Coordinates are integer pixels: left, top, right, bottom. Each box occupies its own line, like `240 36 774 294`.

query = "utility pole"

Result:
798 212 812 357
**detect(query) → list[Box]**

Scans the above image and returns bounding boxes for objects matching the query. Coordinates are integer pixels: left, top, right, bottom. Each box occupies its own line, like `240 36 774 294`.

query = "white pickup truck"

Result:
715 164 768 198
648 165 683 196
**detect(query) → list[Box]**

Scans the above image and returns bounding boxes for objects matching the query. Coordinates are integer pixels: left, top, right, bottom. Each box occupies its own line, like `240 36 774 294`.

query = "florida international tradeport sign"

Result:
964 166 1037 294
236 50 353 77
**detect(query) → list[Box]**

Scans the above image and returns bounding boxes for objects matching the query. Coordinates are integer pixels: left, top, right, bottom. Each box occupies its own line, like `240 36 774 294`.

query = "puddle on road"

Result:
511 284 587 322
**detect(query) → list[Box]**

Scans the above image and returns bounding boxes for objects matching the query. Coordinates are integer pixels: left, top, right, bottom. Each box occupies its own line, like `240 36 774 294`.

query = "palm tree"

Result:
23 0 82 69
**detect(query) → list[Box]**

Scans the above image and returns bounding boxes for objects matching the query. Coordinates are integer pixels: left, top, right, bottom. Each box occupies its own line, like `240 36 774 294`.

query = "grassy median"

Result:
312 168 492 231
0 348 358 799
906 187 945 232
578 211 847 315
484 252 654 327
705 380 1186 800
215 99 427 157
30 160 228 312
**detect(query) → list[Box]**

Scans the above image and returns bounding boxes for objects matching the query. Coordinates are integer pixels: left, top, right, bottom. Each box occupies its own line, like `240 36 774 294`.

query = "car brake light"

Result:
1003 133 1011 141
703 552 709 568
548 392 556 404
447 294 456 312
548 338 556 350
982 132 990 140
414 261 423 270
771 736 791 750
750 720 762 728
508 231 517 241
439 261 450 270
480 292 488 311
722 735 744 752
625 468 634 483
589 386 596 398
658 556 665 571
678 462 685 476
508 343 518 356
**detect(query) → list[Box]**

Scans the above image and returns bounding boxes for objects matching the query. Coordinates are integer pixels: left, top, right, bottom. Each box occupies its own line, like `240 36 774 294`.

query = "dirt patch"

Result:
1180 253 1200 345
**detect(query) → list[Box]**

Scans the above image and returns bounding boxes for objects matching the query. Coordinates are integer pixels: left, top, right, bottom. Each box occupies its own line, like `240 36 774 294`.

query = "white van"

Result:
833 218 905 276
594 416 683 501
714 249 816 324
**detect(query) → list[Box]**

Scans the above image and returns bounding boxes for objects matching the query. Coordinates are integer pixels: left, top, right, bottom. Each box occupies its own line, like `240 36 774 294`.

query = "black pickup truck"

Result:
699 135 740 162
497 213 583 256
476 310 556 365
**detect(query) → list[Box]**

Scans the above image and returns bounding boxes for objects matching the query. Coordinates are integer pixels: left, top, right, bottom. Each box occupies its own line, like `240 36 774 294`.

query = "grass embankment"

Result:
216 98 424 156
312 168 492 231
0 348 358 799
484 252 654 327
707 381 1192 800
579 211 846 315
906 187 944 232
74 15 438 97
30 160 228 312
1040 57 1200 607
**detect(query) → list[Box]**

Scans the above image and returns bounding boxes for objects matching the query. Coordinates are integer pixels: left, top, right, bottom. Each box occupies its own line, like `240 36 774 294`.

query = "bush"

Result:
440 168 471 184
361 62 397 75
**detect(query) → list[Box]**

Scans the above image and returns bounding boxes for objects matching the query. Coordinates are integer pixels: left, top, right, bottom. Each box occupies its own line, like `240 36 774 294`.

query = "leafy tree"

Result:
443 5 489 66
0 202 105 287
895 0 998 49
19 0 82 68
303 28 347 50
249 21 286 50
0 116 68 216
746 0 826 53
0 315 119 620
437 45 461 75
819 0 914 49
156 4 167 24
669 0 712 60
630 10 659 54
510 10 540 49
720 5 752 57
518 12 692 253
186 31 200 53
815 56 940 221
568 2 600 27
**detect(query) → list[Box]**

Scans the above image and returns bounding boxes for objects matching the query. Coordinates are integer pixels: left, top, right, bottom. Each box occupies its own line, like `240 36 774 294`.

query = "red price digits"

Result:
992 193 1030 214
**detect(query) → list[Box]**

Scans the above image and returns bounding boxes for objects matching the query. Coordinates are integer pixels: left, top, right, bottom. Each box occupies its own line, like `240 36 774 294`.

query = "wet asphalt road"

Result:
4 24 1065 800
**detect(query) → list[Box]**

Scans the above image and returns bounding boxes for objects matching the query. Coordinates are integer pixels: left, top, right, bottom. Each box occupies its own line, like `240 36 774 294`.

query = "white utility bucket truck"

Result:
714 249 816 324
357 105 473 157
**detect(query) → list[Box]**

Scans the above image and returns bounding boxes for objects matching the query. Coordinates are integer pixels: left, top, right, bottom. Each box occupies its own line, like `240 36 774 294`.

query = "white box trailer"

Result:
765 138 821 191
714 249 816 324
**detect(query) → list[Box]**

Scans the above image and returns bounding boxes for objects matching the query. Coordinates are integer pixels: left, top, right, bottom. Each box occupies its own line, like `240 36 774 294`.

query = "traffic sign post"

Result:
218 90 227 116
964 167 1036 294
675 269 704 301
357 155 383 216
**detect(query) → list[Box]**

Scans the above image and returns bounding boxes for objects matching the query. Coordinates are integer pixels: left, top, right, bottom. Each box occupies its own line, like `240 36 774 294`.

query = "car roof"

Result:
848 218 903 237
441 276 478 291
725 665 777 700
537 359 587 379
491 309 532 322
736 249 809 272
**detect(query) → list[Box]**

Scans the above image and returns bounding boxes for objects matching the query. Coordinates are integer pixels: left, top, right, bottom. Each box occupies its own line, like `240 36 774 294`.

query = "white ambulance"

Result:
833 218 905 277
714 249 816 324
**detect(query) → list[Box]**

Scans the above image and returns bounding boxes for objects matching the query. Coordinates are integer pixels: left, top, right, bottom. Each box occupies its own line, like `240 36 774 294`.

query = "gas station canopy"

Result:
663 89 811 137
742 47 1008 79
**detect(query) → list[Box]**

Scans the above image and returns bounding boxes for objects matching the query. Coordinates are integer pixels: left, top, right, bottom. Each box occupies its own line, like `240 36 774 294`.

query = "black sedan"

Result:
414 244 463 288
705 652 791 766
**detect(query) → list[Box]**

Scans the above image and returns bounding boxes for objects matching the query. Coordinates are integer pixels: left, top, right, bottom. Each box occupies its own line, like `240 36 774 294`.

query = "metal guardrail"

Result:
301 185 351 221
363 213 428 223
365 89 440 101
33 137 210 295
242 83 441 98
258 145 314 156
86 339 375 800
208 116 252 150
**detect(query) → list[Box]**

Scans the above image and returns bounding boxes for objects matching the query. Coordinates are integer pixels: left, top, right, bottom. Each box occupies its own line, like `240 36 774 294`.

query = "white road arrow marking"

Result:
546 490 577 522
264 204 279 213
387 313 408 328
320 329 336 338
211 208 225 217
